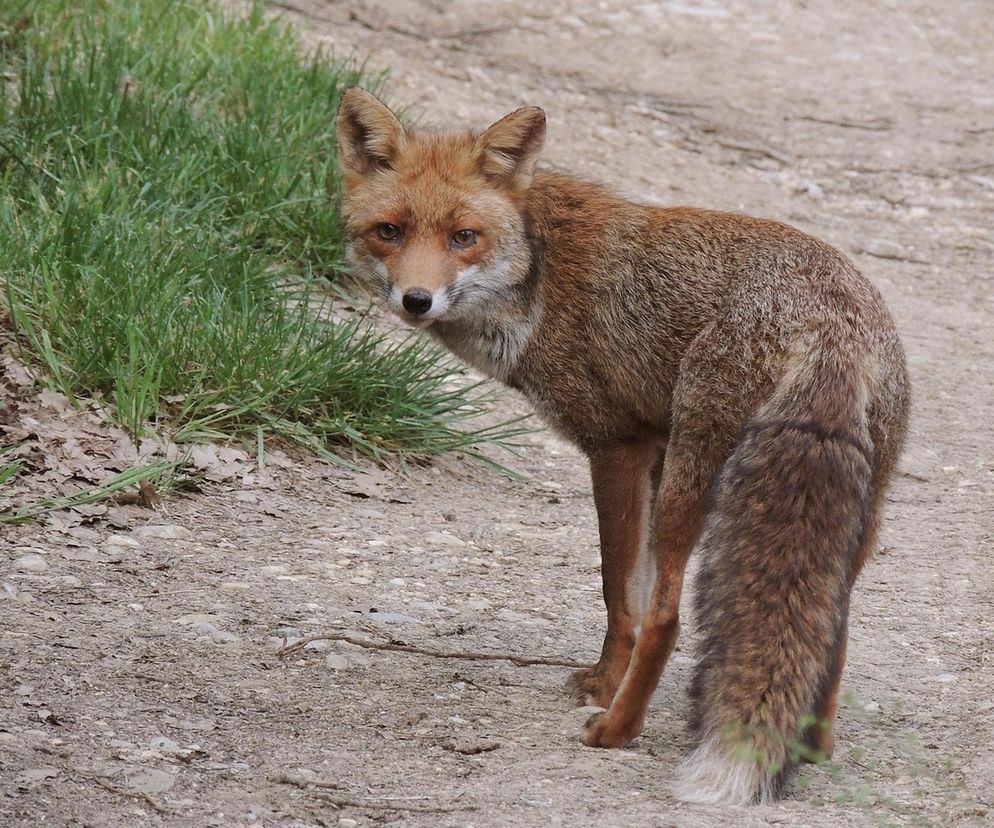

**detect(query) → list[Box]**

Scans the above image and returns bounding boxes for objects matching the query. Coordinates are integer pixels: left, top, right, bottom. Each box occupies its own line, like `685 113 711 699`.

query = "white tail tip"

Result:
673 737 772 806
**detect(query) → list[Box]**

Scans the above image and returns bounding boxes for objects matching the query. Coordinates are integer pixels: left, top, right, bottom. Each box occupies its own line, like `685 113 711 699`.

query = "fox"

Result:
336 87 911 805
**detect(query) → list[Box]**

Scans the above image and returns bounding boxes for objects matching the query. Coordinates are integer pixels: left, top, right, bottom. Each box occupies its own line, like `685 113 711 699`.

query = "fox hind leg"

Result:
804 470 892 761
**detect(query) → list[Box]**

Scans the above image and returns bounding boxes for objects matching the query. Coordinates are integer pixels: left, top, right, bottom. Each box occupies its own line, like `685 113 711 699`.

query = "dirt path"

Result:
3 1 993 825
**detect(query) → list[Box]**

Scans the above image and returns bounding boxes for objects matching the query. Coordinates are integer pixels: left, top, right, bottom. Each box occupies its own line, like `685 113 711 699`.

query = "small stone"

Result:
339 819 359 828
577 705 606 716
424 531 466 548
15 767 59 785
15 684 34 696
120 767 174 794
136 525 191 541
276 626 302 639
60 547 102 563
13 554 48 573
105 534 140 548
150 736 181 754
859 239 906 260
192 623 238 644
325 654 349 670
174 613 220 626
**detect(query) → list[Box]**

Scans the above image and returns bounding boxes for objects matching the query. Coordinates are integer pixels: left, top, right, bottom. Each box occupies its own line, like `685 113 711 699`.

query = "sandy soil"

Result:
3 1 993 825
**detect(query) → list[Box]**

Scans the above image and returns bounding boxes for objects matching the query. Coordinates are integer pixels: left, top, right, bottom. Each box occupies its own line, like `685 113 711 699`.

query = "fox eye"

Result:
376 223 402 241
451 229 477 248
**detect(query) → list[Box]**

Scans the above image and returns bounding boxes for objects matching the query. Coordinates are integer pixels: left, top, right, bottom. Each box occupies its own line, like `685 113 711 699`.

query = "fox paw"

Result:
581 710 640 749
566 666 618 708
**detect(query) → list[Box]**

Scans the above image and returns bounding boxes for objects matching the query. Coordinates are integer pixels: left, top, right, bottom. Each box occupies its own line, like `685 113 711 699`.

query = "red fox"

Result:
336 88 911 805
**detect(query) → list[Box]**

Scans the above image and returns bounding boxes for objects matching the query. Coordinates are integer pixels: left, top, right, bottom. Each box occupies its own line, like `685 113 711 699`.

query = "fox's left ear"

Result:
477 106 546 190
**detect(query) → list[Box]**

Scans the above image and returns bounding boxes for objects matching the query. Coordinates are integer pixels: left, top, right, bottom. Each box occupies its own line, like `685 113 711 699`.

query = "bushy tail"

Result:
675 346 875 805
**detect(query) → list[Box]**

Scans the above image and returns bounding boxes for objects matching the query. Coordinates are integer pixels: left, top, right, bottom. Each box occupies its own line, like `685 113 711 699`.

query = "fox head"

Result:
336 88 545 327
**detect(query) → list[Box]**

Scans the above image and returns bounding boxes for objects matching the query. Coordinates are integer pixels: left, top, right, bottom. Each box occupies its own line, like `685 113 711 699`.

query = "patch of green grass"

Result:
0 459 179 524
0 444 23 488
0 0 526 476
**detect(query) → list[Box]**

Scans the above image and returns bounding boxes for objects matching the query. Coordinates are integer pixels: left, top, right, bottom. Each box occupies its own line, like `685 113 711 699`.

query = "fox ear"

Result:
337 87 405 174
477 106 546 189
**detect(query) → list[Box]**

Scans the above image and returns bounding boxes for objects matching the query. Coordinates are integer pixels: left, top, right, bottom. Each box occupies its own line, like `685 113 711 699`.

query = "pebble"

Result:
15 767 59 785
119 767 174 794
174 613 219 626
576 705 606 716
150 736 182 754
859 238 907 260
60 547 102 563
304 640 330 651
136 524 191 540
339 819 359 828
325 654 349 670
194 622 239 644
105 534 140 548
13 554 48 572
424 530 467 548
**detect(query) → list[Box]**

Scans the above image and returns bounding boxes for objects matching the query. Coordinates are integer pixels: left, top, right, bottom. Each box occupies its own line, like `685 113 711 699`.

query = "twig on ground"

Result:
714 139 791 165
313 792 475 813
272 772 475 813
277 630 589 669
799 115 892 131
86 775 171 814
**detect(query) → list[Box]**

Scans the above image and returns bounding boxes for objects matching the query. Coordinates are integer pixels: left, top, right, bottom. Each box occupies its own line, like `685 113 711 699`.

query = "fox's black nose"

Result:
402 289 433 315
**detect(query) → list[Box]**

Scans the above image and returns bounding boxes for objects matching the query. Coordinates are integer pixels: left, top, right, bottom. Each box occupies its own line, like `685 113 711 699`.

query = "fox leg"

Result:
806 476 889 760
581 466 707 748
568 438 663 708
803 632 847 761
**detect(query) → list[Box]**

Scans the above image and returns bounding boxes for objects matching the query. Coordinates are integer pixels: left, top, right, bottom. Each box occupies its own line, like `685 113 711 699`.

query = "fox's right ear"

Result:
336 87 406 174
477 106 546 190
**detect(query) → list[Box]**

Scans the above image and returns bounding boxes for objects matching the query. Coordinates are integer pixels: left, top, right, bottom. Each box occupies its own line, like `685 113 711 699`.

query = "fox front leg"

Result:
567 438 663 708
